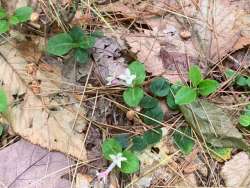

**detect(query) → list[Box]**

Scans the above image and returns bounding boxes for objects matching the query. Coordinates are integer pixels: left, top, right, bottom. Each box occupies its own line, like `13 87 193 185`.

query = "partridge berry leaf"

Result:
210 147 232 162
239 115 250 127
69 26 84 42
166 85 180 110
13 6 32 23
131 136 148 151
120 151 140 174
173 127 194 155
142 105 164 126
0 20 9 34
175 86 197 105
114 134 129 149
189 65 202 87
140 95 158 109
0 89 7 112
123 87 144 107
128 61 146 85
47 33 76 56
198 79 219 96
236 76 247 87
74 48 89 64
150 77 170 97
143 128 162 145
102 138 122 160
0 7 7 19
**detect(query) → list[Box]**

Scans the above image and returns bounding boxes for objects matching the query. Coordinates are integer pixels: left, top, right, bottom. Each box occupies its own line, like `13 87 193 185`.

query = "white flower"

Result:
109 153 127 168
118 68 136 86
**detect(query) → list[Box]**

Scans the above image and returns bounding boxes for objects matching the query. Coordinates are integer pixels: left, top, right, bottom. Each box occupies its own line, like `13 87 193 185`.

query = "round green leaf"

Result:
47 33 76 56
244 105 250 116
123 87 144 107
0 89 8 112
236 76 247 86
131 136 148 151
239 115 250 127
74 49 89 64
150 77 170 97
143 128 162 145
198 79 219 96
0 20 9 34
79 36 96 49
175 86 197 105
102 138 122 160
225 69 236 79
69 26 84 42
140 95 158 109
246 77 250 87
188 65 202 87
9 16 19 25
13 6 32 23
142 105 164 126
114 134 129 149
173 127 194 155
120 151 140 174
128 61 146 85
166 85 180 110
0 7 7 19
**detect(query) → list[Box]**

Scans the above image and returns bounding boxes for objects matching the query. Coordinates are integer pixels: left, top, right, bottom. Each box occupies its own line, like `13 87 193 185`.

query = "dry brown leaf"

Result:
0 139 72 188
121 0 250 82
221 152 250 187
0 43 87 160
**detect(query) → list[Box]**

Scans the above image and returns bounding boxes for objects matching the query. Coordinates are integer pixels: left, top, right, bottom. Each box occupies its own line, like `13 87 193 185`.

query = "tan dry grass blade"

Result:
0 43 87 160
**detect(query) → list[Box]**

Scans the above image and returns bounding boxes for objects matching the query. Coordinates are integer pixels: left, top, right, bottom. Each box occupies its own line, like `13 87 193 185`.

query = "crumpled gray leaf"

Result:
180 100 250 153
0 139 72 188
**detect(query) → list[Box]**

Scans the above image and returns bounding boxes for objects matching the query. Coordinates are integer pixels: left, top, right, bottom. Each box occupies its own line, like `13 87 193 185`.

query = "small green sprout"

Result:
99 138 139 182
0 6 32 34
47 27 102 64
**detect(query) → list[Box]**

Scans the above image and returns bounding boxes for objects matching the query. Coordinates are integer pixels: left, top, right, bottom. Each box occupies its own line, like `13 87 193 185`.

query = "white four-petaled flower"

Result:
109 153 127 168
118 68 136 86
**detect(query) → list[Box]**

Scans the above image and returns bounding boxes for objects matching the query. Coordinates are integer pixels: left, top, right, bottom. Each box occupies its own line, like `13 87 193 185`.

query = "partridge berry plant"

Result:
225 68 250 88
239 105 250 127
0 6 32 34
47 27 102 64
99 138 139 182
174 65 219 105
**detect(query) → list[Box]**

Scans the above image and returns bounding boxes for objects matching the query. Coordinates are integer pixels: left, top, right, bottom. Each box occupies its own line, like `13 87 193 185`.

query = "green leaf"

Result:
198 79 219 96
244 105 250 116
0 89 7 112
114 134 129 149
188 65 202 87
123 87 144 107
150 77 170 97
239 115 250 127
140 95 158 109
0 125 3 137
131 136 148 151
120 151 140 174
13 6 32 23
79 36 96 49
102 138 122 160
9 16 19 25
173 127 194 155
175 86 197 105
143 128 162 145
225 69 236 79
69 26 84 42
142 105 164 126
0 7 7 19
0 20 9 34
236 76 247 86
246 77 250 87
166 85 180 110
210 147 232 162
47 33 76 56
180 100 250 153
128 61 146 85
74 49 89 64
90 30 103 38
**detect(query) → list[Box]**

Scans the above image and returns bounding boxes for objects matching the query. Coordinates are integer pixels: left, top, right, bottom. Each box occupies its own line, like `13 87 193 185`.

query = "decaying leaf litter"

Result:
0 0 249 187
